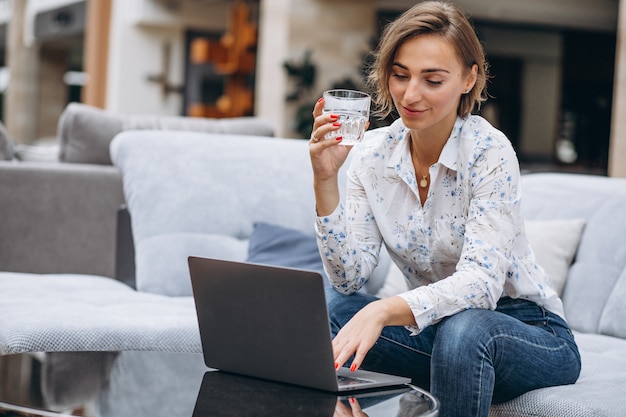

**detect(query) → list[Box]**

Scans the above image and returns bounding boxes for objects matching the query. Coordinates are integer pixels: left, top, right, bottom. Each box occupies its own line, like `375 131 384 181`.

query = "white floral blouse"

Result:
315 115 565 334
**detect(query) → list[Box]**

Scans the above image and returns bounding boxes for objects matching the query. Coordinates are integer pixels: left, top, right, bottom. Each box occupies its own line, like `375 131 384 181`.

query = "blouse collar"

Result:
387 116 466 173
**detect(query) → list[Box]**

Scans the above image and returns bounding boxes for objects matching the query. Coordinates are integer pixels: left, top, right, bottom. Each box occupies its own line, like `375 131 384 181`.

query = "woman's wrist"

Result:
371 296 416 327
314 177 340 216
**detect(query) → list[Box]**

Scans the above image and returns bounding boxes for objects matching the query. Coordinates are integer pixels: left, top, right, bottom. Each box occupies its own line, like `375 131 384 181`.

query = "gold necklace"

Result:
409 136 432 189
419 173 429 189
410 143 430 188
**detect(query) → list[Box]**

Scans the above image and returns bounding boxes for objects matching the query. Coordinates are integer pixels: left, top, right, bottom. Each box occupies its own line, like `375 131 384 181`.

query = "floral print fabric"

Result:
315 115 564 334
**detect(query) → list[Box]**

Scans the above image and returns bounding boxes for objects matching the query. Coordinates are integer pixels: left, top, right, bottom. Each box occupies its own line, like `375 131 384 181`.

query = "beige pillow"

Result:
525 219 585 295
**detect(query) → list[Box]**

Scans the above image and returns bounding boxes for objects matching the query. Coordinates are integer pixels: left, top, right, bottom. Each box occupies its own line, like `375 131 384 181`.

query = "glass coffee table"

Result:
0 351 438 417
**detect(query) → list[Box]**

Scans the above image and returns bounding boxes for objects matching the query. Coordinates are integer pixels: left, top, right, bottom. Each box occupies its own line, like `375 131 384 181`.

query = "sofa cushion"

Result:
598 268 626 339
245 221 395 294
136 233 249 296
525 218 585 296
58 103 123 165
111 131 330 296
58 103 275 165
521 173 626 338
0 272 200 354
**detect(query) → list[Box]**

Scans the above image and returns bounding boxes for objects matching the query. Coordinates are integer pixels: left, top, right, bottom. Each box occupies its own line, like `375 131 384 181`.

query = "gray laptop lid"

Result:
188 256 410 392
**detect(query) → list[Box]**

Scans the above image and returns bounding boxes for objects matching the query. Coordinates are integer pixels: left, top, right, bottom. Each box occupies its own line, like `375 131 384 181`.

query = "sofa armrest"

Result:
0 161 125 277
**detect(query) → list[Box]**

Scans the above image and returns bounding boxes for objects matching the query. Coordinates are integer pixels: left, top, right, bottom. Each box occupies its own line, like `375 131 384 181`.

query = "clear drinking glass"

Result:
322 89 371 145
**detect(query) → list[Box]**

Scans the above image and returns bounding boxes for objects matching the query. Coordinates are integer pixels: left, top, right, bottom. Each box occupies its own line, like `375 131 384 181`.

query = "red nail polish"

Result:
330 114 339 120
334 362 339 370
349 398 356 404
317 97 324 103
336 136 343 141
350 363 357 372
332 122 341 127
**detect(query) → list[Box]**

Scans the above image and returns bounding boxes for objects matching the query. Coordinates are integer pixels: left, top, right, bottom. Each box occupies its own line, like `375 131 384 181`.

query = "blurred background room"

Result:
0 0 624 176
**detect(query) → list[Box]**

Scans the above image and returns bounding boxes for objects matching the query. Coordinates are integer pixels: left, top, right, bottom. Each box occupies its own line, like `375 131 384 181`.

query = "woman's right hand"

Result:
309 98 353 216
309 98 352 182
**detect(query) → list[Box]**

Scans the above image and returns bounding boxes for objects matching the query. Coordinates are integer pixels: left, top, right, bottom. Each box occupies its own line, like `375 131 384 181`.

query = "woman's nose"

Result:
403 80 422 103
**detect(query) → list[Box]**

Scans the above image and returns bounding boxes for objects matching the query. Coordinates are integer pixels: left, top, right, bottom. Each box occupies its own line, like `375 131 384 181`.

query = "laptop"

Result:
188 256 411 392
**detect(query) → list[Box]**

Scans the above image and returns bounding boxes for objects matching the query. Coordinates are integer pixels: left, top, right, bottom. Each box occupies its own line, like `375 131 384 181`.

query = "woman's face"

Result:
388 34 477 141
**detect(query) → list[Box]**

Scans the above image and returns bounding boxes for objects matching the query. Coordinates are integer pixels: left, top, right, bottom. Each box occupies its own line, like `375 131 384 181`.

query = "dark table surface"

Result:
0 351 438 417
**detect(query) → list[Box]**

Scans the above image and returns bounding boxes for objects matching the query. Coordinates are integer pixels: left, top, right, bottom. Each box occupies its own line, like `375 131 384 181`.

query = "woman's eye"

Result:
392 73 409 80
427 80 443 86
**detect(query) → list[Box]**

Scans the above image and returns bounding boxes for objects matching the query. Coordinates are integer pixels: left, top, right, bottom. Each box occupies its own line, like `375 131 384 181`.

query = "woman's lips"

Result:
402 106 427 117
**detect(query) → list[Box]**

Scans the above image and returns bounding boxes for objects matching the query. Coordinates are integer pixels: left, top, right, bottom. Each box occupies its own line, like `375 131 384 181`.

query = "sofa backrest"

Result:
58 103 275 165
111 130 626 339
111 131 344 296
521 173 626 338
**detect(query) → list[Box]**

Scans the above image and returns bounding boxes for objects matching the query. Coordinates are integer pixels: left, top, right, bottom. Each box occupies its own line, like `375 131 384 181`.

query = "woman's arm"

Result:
315 159 386 293
311 101 383 293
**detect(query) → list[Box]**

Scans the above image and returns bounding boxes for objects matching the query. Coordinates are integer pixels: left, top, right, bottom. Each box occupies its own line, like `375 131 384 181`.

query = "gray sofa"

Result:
1 113 625 416
0 102 275 279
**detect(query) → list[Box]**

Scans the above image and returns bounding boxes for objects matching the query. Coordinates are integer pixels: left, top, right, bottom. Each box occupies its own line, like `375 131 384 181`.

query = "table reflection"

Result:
37 351 437 417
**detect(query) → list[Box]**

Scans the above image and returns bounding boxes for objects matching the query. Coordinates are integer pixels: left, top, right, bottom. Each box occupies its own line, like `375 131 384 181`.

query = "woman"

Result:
308 2 581 416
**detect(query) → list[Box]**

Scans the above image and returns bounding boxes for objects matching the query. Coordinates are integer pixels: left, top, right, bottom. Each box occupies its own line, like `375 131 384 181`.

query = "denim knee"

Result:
324 286 345 311
433 309 495 361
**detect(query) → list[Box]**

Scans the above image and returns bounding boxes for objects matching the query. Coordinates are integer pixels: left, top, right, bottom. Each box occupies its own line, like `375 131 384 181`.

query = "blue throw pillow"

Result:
246 222 328 285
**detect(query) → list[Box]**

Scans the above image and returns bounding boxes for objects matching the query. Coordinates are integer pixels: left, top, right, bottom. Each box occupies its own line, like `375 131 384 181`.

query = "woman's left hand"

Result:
333 301 386 372
332 296 416 372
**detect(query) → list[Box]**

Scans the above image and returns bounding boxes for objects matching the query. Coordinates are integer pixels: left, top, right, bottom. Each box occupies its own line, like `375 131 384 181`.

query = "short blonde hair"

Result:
367 1 488 119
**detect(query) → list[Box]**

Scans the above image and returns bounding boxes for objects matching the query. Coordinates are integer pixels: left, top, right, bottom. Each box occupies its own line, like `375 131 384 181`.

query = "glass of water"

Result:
322 89 371 146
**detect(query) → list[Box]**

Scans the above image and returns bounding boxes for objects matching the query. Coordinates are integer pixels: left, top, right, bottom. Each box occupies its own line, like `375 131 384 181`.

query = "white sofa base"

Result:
0 273 199 354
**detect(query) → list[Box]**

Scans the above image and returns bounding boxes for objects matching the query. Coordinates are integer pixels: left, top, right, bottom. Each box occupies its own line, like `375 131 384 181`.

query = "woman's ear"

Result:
465 64 478 92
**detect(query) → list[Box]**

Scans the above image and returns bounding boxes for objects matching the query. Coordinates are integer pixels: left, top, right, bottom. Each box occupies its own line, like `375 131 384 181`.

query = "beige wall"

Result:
4 0 40 144
610 0 626 177
255 0 290 137
290 0 375 96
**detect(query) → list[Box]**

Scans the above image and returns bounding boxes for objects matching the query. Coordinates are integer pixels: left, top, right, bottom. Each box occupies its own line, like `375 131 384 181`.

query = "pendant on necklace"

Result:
419 175 428 188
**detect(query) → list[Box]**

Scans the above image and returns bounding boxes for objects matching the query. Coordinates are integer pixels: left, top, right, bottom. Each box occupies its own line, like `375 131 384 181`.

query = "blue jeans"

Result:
325 288 581 417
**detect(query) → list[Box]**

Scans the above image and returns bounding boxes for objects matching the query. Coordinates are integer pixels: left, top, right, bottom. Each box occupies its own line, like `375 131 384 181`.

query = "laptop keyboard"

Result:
337 374 376 386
